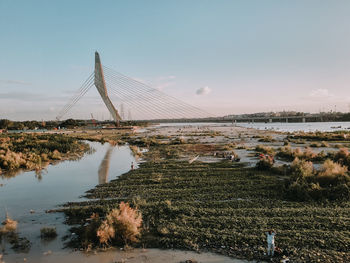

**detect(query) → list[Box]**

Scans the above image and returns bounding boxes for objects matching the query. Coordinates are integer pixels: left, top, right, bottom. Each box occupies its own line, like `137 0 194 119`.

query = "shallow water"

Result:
236 121 350 132
0 142 136 258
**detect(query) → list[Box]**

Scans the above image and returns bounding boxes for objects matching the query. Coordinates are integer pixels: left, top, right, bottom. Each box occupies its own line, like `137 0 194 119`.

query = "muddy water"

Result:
0 142 136 260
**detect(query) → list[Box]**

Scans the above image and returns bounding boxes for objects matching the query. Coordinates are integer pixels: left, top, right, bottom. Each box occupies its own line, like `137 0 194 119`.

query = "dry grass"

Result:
255 145 275 156
0 214 17 234
277 146 320 161
318 159 348 179
97 202 142 245
290 157 314 180
129 145 142 158
97 219 115 245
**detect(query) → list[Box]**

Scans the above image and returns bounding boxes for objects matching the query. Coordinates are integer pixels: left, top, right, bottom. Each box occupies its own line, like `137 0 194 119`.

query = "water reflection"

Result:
98 145 114 184
0 142 136 259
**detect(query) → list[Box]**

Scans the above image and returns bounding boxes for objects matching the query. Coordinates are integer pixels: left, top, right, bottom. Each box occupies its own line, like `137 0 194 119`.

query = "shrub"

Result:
256 154 274 170
333 148 350 167
97 202 142 245
255 145 275 156
277 146 293 160
286 159 350 201
321 141 330 147
0 215 17 234
317 159 349 187
40 227 57 239
277 146 320 161
258 136 275 142
290 158 314 181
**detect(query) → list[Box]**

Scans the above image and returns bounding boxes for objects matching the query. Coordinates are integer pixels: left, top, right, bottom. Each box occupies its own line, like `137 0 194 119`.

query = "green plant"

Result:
40 227 57 239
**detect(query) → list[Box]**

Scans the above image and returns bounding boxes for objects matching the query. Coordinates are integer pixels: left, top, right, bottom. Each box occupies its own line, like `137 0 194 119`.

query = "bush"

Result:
333 148 350 167
286 159 350 201
277 146 321 161
258 136 275 142
317 159 349 187
0 215 17 234
290 158 314 181
97 202 142 245
256 154 274 170
40 227 57 239
255 145 275 156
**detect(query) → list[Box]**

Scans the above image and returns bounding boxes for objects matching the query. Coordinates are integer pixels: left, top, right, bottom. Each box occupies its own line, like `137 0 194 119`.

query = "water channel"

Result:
0 142 136 260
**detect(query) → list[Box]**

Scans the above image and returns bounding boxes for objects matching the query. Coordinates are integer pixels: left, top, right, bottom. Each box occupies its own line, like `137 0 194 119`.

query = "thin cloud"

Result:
196 86 211 95
0 79 31 85
309 88 333 98
0 91 67 102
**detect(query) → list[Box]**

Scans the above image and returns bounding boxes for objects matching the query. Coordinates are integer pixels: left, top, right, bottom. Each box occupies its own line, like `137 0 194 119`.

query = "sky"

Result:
1 0 350 120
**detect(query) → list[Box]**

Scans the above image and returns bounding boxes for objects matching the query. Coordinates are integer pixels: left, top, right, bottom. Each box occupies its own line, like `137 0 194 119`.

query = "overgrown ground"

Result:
62 134 350 263
0 133 90 176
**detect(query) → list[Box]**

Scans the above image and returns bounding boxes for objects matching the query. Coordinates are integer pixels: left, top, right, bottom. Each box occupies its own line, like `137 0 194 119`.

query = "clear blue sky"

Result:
1 0 350 120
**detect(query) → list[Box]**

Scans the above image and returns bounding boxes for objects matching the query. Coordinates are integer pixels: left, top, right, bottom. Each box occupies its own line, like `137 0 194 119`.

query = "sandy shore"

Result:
2 248 255 263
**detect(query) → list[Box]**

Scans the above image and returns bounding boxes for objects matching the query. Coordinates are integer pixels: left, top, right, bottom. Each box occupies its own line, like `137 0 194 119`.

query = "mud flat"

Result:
3 248 253 263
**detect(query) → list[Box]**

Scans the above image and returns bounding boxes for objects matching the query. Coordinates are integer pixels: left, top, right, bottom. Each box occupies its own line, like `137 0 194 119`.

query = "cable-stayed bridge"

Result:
56 52 211 125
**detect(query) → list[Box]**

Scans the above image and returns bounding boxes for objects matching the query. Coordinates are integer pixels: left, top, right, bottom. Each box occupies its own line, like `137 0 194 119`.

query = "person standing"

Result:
266 229 276 256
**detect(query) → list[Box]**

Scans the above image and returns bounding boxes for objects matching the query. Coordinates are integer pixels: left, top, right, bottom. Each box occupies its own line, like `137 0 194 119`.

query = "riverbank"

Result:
60 123 350 263
0 133 90 176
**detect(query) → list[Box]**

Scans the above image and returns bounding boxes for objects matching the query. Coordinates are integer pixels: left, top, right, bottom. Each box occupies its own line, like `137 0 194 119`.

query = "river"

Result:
0 142 136 259
235 121 350 132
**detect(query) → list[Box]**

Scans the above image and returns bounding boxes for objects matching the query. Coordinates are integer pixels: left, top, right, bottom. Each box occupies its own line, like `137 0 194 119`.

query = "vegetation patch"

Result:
0 133 90 175
289 131 350 142
62 160 350 262
276 146 326 161
40 227 57 240
285 158 350 201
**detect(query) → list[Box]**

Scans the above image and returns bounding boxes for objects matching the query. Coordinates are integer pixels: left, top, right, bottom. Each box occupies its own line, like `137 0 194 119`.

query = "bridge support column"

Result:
302 117 306 123
286 118 288 123
94 52 122 126
269 118 272 123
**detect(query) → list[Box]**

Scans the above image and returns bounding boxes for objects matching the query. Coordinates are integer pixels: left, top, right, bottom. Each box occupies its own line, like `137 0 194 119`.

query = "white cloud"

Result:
196 86 211 95
309 88 333 98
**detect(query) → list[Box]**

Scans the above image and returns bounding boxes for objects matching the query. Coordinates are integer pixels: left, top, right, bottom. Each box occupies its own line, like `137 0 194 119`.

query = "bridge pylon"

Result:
94 51 122 126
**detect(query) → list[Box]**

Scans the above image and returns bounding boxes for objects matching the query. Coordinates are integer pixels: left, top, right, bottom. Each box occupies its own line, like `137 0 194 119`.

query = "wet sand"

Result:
2 248 254 263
